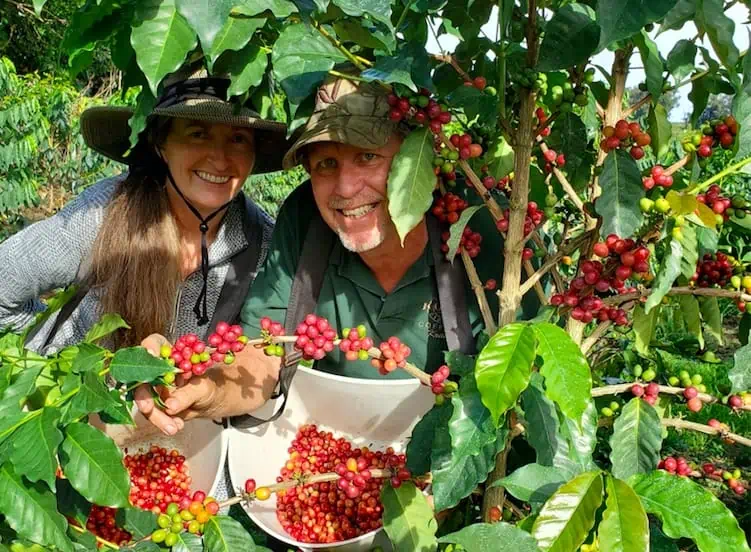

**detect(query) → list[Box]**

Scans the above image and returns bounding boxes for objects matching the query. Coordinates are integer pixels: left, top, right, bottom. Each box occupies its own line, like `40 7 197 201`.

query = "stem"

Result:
69 523 120 550
519 231 596 296
482 419 524 521
394 0 415 33
311 21 370 70
661 418 751 448
688 156 751 193
530 233 566 293
461 250 498 335
537 140 587 214
665 154 691 176
497 0 509 120
592 383 751 412
581 321 612 355
432 54 471 81
523 260 548 306
602 286 751 306
623 92 652 119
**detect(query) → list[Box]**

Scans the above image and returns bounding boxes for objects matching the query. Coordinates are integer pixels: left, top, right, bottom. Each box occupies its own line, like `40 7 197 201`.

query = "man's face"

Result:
307 134 403 253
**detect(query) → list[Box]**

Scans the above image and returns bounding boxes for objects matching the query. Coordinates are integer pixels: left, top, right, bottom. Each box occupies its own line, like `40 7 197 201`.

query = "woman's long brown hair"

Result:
88 122 181 348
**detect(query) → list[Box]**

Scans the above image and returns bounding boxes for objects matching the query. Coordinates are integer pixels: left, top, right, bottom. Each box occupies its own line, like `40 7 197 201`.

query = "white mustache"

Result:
328 196 384 210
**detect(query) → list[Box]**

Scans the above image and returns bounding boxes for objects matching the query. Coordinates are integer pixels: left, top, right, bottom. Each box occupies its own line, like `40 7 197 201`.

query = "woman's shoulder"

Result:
67 173 127 211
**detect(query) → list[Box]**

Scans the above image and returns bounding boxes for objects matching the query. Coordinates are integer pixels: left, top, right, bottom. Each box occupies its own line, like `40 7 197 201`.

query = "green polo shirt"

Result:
240 181 535 378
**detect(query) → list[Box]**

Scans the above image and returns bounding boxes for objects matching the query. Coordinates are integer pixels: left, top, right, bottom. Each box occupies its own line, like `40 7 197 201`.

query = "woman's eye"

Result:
189 130 207 138
232 133 252 144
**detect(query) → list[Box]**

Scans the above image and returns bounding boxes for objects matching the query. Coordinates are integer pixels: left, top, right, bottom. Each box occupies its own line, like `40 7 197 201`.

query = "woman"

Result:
0 63 288 353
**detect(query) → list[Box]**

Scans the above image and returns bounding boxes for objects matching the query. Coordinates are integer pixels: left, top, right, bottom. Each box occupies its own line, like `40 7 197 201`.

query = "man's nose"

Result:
331 161 365 197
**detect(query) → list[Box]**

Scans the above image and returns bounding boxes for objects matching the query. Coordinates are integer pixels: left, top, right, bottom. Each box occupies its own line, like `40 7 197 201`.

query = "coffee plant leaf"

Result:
8 406 62 490
598 150 644 240
173 531 204 552
116 507 158 539
61 371 119 425
555 113 590 189
59 423 130 508
659 0 696 33
271 22 348 105
233 0 298 18
596 0 678 50
475 323 537 426
208 15 266 65
688 73 712 127
214 43 268 98
630 470 751 552
204 515 262 551
678 295 704 350
732 33 751 160
0 464 74 552
22 287 77 341
483 136 515 181
387 127 437 244
131 0 197 96
676 224 698 280
666 39 697 83
531 471 604 552
446 206 485 260
698 297 723 345
132 542 163 552
633 304 658 355
0 362 44 413
558 400 598 475
645 238 683 313
32 0 47 16
650 522 680 551
382 482 438 551
128 87 158 148
406 402 451 475
730 344 751 393
599 475 649 552
609 398 662 481
634 31 665 104
84 313 130 344
55 479 91 527
71 343 107 374
331 0 393 29
439 522 541 552
533 322 591 425
520 377 567 469
492 463 566 505
110 347 173 384
98 390 136 426
446 85 497 127
175 0 235 54
696 0 739 72
537 4 599 72
444 350 475 378
69 526 98 549
333 19 393 52
361 53 418 91
448 372 498 467
647 103 673 160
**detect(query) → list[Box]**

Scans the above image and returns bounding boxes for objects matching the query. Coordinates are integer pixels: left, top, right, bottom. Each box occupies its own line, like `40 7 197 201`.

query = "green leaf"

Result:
659 0 696 32
475 324 537 426
650 522 680 552
271 22 348 105
520 379 565 468
699 297 723 346
446 85 497 127
99 390 136 426
666 40 697 83
631 471 751 552
647 103 673 160
56 479 91 527
532 322 591 425
115 508 158 539
84 313 130 344
71 343 107 374
131 0 198 96
0 464 74 552
109 347 172 384
446 206 485 260
678 295 704 349
676 222 698 279
9 406 63 489
128 88 157 148
214 43 268 98
62 371 118 424
596 0 679 49
444 350 475 378
406 403 452 475
333 19 390 50
609 398 662 481
173 532 204 552
382 482 438 552
531 471 604 552
633 304 658 355
732 31 751 160
439 522 541 552
361 54 417 91
554 113 590 190
634 31 664 104
203 515 261 551
59 423 130 508
599 475 649 552
558 400 598 475
645 239 682 313
447 372 497 469
332 0 392 29
598 150 644 240
537 4 599 71
233 0 297 18
32 0 47 16
494 464 566 505
730 344 751 393
689 74 711 127
483 136 515 181
208 15 266 64
175 0 235 53
387 128 437 245
696 0 739 72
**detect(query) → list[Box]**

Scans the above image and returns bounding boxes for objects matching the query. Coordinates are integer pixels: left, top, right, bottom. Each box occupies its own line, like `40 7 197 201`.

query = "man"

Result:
137 75 527 434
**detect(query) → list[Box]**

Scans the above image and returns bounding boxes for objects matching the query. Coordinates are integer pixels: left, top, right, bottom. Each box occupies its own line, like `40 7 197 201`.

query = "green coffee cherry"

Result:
668 376 680 386
633 364 643 377
601 407 614 417
642 368 656 382
610 401 620 411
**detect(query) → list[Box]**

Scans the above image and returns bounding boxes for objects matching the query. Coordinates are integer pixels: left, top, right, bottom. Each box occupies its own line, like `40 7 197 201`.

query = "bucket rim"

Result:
294 363 424 387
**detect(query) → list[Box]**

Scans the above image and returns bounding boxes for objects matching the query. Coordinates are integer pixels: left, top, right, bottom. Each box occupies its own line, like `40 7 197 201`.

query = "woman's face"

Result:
159 118 255 214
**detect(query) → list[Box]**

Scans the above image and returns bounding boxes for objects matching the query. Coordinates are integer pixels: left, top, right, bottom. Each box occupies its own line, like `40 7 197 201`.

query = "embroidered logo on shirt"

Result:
427 299 446 339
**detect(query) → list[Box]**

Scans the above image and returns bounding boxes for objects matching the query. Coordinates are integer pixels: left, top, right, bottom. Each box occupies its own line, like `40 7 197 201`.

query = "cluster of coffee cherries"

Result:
431 192 468 224
642 165 674 190
125 446 193 514
697 184 733 218
631 382 660 406
682 386 704 412
268 424 412 544
535 107 552 138
667 370 707 394
463 75 497 96
151 492 220 546
386 89 451 134
631 363 657 382
371 336 412 375
658 456 693 477
703 460 746 496
448 132 484 160
441 227 482 259
432 143 459 187
430 364 451 396
728 394 747 409
294 314 338 361
599 400 621 417
161 322 247 377
85 506 132 546
338 325 374 362
683 116 738 158
480 166 513 193
495 202 545 237
601 119 652 159
549 79 590 112
541 147 566 174
259 316 285 357
691 252 735 288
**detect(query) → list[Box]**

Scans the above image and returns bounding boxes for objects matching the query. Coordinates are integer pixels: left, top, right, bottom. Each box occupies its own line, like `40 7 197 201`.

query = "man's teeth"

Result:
341 204 376 217
196 171 230 184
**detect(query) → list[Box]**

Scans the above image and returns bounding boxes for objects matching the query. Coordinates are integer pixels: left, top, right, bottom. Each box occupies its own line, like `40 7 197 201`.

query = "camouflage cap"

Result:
282 75 399 170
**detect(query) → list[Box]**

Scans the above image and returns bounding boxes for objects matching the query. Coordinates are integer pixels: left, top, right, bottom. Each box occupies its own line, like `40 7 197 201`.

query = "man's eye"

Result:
318 158 338 170
232 133 251 144
360 152 378 162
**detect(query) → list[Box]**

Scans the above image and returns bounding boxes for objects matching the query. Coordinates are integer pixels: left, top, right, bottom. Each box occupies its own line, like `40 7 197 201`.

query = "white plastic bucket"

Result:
93 412 228 498
227 365 434 552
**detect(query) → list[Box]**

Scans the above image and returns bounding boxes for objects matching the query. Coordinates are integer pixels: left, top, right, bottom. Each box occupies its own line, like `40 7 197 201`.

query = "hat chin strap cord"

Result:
163 164 234 326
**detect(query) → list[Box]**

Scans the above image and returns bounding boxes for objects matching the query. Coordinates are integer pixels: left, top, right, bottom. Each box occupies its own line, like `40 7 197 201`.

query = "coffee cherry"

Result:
687 397 703 412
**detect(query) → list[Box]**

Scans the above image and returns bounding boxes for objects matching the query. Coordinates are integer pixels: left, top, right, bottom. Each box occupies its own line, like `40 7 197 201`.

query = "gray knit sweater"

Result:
0 174 274 353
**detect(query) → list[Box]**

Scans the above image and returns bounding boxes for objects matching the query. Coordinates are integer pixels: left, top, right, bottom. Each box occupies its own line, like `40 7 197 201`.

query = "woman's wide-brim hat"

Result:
80 64 289 174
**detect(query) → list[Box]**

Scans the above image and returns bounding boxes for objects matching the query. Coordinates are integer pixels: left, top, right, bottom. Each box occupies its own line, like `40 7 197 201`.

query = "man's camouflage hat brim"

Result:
282 76 399 170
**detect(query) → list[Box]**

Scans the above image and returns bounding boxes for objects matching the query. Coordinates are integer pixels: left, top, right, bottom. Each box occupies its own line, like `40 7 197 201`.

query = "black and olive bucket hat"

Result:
80 63 289 174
